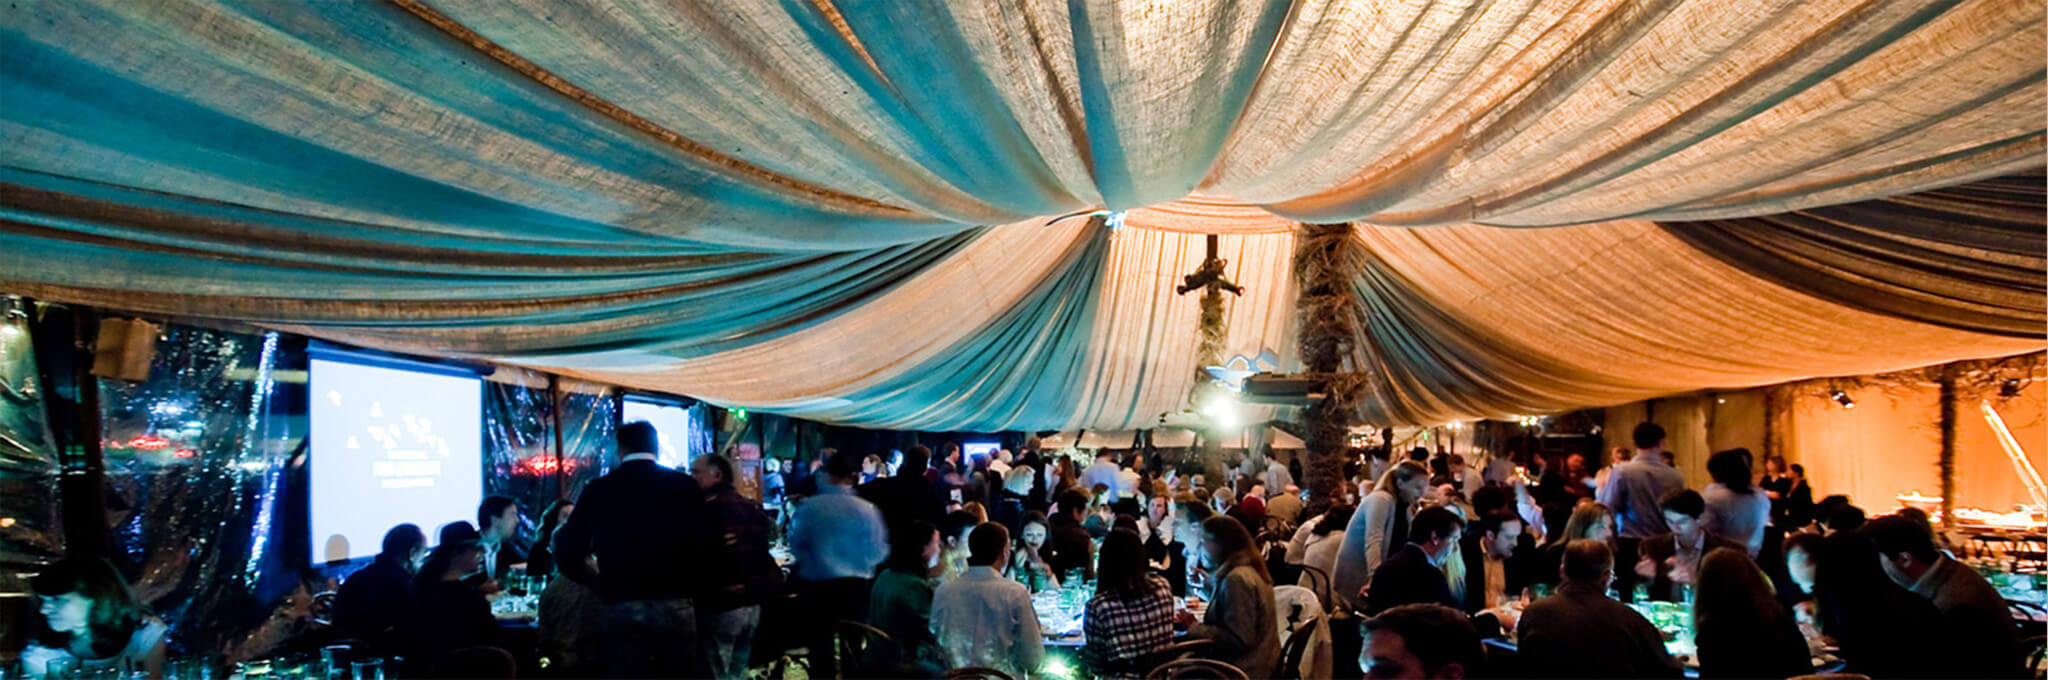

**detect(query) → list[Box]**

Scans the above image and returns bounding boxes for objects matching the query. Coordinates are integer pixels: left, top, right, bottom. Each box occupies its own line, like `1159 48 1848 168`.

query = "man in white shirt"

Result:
1081 451 1126 502
987 449 1012 477
931 523 1043 677
475 495 525 582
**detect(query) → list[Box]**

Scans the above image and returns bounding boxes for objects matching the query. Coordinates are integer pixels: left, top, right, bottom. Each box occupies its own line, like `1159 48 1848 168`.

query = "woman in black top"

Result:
1692 548 1812 679
412 523 501 665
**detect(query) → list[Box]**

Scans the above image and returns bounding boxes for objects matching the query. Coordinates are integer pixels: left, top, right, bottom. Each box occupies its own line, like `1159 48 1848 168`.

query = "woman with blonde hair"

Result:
1532 501 1617 590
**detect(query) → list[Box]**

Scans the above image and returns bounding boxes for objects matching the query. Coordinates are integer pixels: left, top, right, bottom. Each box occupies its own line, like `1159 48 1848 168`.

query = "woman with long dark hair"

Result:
869 520 947 670
1174 517 1280 678
1081 529 1177 678
1008 511 1059 592
26 557 166 679
525 499 574 577
1701 449 1770 555
1691 548 1811 679
1533 501 1616 589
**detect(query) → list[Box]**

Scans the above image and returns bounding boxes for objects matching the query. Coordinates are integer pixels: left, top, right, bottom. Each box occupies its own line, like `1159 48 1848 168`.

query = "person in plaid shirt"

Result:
1082 528 1178 678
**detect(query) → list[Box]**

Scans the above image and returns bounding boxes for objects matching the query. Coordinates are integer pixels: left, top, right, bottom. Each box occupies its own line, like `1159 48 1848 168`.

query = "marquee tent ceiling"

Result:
1 0 2042 431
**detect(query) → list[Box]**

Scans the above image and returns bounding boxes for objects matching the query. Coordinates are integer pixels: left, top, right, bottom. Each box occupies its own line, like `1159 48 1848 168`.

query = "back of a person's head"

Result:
381 523 426 557
700 454 737 486
1633 422 1667 449
1782 531 1824 558
1095 528 1150 594
1863 515 1940 562
1315 504 1355 536
886 520 939 574
1658 488 1705 518
1561 538 1614 584
1057 488 1090 516
1408 447 1430 461
1408 506 1466 544
1469 486 1509 517
941 510 980 543
1706 449 1754 491
824 448 866 481
1003 465 1036 493
1429 455 1452 477
901 445 931 474
1693 547 1780 629
1360 604 1482 678
618 420 659 455
1825 503 1866 532
967 522 1010 566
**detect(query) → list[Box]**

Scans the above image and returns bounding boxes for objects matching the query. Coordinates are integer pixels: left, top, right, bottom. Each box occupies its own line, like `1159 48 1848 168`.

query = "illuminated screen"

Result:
621 398 695 468
963 442 999 466
309 356 483 563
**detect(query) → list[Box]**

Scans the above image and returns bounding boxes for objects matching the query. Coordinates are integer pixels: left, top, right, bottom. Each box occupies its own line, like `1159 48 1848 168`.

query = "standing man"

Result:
1082 451 1126 502
553 421 713 678
858 444 947 532
1263 454 1294 495
691 454 782 680
1599 422 1684 588
788 448 889 676
475 495 526 583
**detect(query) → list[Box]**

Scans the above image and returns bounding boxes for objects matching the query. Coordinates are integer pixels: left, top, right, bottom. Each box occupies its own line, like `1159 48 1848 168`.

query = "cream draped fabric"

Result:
0 0 2042 430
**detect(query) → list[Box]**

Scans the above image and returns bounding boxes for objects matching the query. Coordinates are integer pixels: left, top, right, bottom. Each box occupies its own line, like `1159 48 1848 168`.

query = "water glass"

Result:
45 658 80 680
348 660 384 680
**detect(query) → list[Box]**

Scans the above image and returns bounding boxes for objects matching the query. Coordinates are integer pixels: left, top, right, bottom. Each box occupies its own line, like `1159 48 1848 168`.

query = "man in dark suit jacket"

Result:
857 444 946 532
1044 488 1097 580
553 421 713 678
1365 506 1465 615
475 495 528 583
1458 511 1542 639
1634 489 1739 602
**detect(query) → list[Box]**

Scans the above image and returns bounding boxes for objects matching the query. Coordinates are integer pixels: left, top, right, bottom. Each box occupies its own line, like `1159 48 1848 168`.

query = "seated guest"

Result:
335 524 427 654
1174 517 1281 679
552 421 715 678
1144 495 1190 597
1010 511 1061 592
933 523 1045 678
1366 506 1465 614
538 545 603 677
938 509 981 584
1866 514 2021 678
411 522 502 666
692 453 782 680
1635 489 1739 601
1298 504 1352 588
1082 529 1177 679
1458 511 1534 637
1045 488 1097 581
1809 530 1946 678
1084 483 1117 537
869 520 948 671
858 444 947 532
1358 604 1482 680
23 557 168 679
475 495 527 583
1516 540 1682 678
1224 494 1267 538
1534 501 1625 593
1779 531 1823 620
1266 484 1304 526
1699 449 1770 556
1691 547 1811 679
523 500 572 578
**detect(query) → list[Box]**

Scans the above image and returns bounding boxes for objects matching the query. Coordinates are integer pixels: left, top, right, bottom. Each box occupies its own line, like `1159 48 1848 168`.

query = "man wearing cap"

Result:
553 421 714 677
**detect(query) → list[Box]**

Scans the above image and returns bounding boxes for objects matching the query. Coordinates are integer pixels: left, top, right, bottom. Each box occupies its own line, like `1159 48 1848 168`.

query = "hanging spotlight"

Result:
2000 378 2023 398
1830 390 1856 409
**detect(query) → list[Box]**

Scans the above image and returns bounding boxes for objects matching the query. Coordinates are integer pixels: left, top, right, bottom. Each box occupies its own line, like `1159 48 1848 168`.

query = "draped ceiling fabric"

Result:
0 0 2043 431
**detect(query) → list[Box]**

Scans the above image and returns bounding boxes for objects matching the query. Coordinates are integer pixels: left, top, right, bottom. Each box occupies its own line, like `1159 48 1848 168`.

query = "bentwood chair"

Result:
831 620 899 678
1099 639 1216 678
1294 565 1333 612
1145 658 1250 680
2021 635 2045 678
1274 617 1322 680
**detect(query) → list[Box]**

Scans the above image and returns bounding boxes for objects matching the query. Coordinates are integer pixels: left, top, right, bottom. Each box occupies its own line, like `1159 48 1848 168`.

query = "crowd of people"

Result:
17 419 2033 680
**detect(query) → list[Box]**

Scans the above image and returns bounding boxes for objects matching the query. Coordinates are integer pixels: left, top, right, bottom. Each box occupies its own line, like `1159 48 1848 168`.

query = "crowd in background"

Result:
15 419 2033 679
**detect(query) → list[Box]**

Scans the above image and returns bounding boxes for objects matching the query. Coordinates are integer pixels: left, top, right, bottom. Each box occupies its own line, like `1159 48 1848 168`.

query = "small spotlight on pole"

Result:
1830 390 1855 409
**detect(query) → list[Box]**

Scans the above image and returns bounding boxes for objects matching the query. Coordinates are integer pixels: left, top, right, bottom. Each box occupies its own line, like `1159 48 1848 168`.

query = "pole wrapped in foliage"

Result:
1293 223 1367 513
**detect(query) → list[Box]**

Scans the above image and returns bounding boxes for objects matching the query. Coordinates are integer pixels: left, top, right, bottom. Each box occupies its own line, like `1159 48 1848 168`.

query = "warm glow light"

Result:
1981 401 2048 511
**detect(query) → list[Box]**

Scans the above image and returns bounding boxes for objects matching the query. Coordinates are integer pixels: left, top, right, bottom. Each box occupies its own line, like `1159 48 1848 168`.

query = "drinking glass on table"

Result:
348 660 384 680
